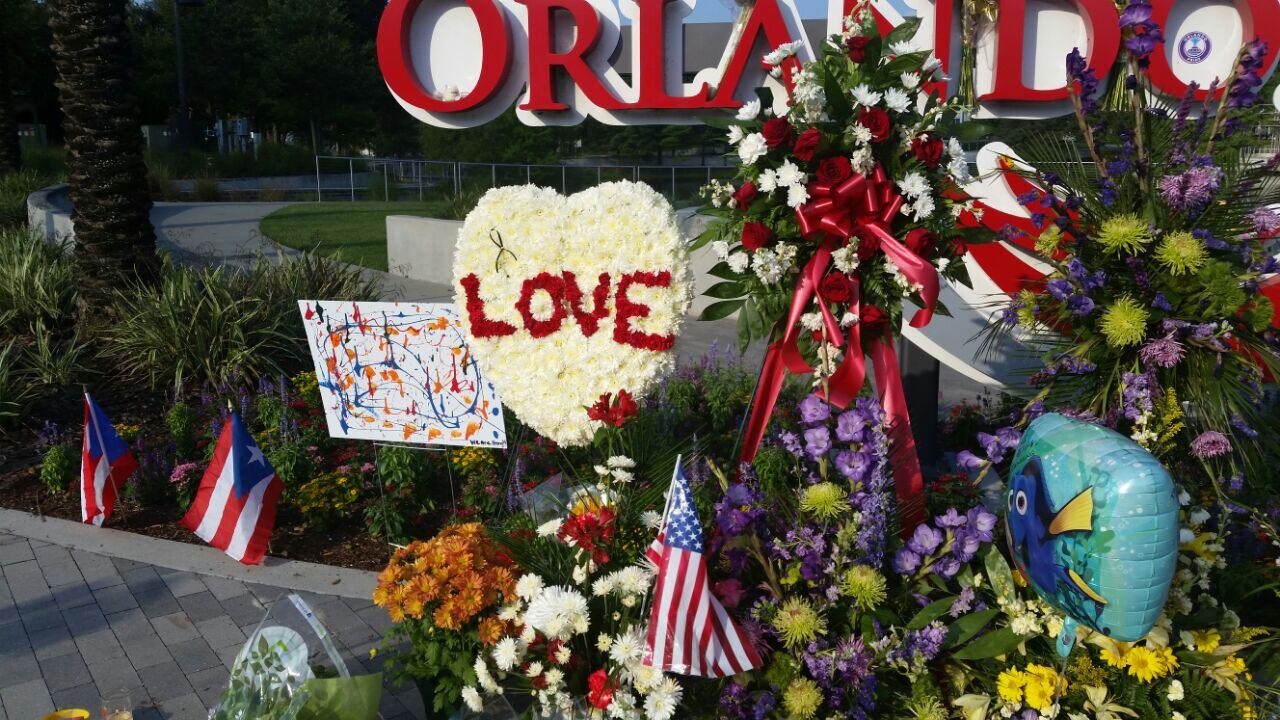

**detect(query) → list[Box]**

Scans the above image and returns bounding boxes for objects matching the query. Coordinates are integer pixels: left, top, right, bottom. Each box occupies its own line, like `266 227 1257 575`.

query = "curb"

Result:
0 507 377 600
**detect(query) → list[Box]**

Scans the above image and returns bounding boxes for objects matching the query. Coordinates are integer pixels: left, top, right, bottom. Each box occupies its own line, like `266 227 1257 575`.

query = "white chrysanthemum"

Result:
524 585 590 641
841 312 859 327
711 240 731 261
736 99 761 121
616 565 651 595
609 628 645 666
851 84 881 107
544 667 565 688
775 159 805 188
900 72 921 89
1189 508 1210 525
889 40 914 55
611 469 634 483
516 574 545 600
726 125 746 145
753 249 785 285
554 646 571 664
497 602 520 622
607 455 635 469
475 657 500 691
850 124 873 146
597 633 613 652
923 52 943 76
1168 679 1185 701
883 87 911 113
738 133 768 165
520 625 536 644
948 157 971 184
492 637 519 671
831 245 859 273
526 661 544 677
757 168 779 193
911 195 936 221
898 171 928 199
641 510 663 530
592 575 616 597
763 40 804 65
786 184 810 209
727 252 750 274
462 686 484 712
643 677 683 720
851 146 874 173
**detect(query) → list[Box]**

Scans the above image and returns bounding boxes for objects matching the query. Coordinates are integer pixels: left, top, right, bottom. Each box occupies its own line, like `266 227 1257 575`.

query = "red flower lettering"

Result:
459 273 516 337
614 271 676 351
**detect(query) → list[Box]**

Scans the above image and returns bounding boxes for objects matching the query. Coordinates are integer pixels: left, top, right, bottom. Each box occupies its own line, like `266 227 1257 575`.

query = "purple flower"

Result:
1046 278 1073 301
907 523 944 556
835 410 869 443
1140 336 1186 369
799 394 831 424
935 508 966 529
1067 294 1096 316
779 430 804 457
804 426 832 459
967 507 997 537
950 528 982 563
1251 207 1280 236
836 449 870 482
1152 292 1173 312
1118 0 1152 25
1191 430 1232 459
1159 166 1222 213
934 556 962 579
1066 48 1100 112
893 549 922 574
956 450 986 470
950 587 975 617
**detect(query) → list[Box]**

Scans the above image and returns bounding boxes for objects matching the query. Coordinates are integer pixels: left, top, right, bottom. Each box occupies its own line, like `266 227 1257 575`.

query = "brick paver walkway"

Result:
0 532 426 720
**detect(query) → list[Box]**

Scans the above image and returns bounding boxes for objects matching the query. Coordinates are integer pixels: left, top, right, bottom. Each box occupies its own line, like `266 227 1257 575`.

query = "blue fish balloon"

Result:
1006 413 1179 656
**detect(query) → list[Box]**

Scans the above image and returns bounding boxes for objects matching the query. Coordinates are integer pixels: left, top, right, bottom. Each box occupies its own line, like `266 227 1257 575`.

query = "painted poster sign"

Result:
298 300 507 448
377 0 1280 127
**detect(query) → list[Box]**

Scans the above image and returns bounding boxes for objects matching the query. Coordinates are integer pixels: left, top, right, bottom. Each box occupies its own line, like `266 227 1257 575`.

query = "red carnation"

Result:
846 35 872 62
761 117 795 148
793 129 822 161
816 156 853 185
588 670 616 710
741 221 773 252
911 135 945 168
858 107 891 143
905 228 939 258
732 181 758 210
853 227 883 261
819 273 855 303
860 305 889 334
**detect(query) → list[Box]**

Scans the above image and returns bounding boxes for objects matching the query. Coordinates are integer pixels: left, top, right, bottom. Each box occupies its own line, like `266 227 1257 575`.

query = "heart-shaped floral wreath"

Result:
453 181 693 446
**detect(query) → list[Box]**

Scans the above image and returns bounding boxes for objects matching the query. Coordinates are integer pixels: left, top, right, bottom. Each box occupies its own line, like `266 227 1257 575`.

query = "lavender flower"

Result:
1066 48 1100 112
955 450 985 470
906 523 944 555
1140 336 1186 369
950 587 975 617
799 394 831 424
1191 430 1233 458
835 409 869 443
1119 0 1162 62
1227 39 1268 109
1251 207 1280 236
1121 371 1156 421
1067 294 1097 317
804 426 832 459
1159 165 1222 213
893 549 922 574
1046 278 1074 301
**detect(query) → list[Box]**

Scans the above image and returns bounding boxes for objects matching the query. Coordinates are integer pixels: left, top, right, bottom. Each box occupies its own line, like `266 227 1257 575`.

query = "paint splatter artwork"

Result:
298 301 506 447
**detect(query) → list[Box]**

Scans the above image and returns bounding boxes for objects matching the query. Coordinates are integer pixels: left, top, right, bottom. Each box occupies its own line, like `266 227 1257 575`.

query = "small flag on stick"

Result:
81 393 137 527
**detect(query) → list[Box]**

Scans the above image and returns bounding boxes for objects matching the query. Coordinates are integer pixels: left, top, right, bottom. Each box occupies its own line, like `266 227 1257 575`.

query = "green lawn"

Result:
260 201 450 271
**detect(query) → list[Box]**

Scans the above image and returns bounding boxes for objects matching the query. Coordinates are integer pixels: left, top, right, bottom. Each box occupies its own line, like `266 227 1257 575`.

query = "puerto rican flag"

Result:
81 394 137 527
180 411 282 565
643 458 761 677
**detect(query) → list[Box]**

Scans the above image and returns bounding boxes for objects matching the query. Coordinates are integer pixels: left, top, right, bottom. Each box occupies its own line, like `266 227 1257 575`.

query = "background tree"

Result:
48 0 158 312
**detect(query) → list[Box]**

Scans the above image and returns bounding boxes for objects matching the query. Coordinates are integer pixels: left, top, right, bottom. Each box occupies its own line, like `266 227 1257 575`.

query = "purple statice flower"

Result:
1194 228 1227 250
1046 278 1074 301
1067 294 1097 317
1159 165 1223 213
1230 414 1258 439
906 523 944 555
1121 371 1156 421
889 622 948 670
1191 430 1233 458
1152 292 1174 312
1251 206 1280 236
950 587 975 617
1229 472 1246 493
1066 48 1100 112
804 426 832 459
799 394 831 425
1140 336 1186 369
779 430 804 457
719 682 752 720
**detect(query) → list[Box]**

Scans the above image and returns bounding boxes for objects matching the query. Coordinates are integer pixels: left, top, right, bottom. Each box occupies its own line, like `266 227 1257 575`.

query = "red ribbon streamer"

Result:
739 164 938 534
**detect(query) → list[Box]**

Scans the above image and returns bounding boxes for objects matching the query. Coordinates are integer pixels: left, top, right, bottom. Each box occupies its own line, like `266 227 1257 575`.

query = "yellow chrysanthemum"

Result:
996 669 1026 704
1192 628 1221 653
1155 645 1179 675
1155 231 1207 275
1099 640 1131 669
1016 289 1040 329
838 565 888 610
1096 214 1153 255
1035 225 1064 256
1022 664 1064 711
1100 296 1150 348
783 678 823 720
772 598 827 649
1124 646 1168 682
799 482 851 520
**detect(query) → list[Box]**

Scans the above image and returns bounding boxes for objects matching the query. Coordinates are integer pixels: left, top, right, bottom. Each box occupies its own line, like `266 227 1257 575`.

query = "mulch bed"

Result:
0 387 400 573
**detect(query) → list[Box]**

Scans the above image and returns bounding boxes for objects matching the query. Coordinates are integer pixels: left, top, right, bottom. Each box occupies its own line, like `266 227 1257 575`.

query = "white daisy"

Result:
889 41 914 56
461 686 484 712
641 510 663 530
763 40 804 66
757 168 779 193
516 573 544 600
535 519 562 538
492 637 520 671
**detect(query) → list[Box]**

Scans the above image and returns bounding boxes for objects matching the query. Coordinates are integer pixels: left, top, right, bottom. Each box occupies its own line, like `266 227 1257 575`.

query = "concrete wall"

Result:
385 210 732 318
26 184 74 244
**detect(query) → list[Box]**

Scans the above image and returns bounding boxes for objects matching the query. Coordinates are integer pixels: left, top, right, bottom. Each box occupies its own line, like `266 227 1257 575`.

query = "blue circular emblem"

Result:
1179 31 1211 64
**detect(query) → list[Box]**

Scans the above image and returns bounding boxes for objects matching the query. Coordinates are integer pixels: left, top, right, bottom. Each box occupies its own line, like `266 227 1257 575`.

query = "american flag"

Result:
180 412 282 565
643 458 761 677
81 393 137 527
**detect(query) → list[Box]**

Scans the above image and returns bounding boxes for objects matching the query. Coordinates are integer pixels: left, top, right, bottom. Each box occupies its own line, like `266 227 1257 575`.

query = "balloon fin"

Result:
1056 617 1078 658
1066 567 1108 605
1049 487 1093 535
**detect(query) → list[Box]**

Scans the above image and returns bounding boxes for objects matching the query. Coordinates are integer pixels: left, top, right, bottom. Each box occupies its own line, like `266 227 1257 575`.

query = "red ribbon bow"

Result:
740 164 940 533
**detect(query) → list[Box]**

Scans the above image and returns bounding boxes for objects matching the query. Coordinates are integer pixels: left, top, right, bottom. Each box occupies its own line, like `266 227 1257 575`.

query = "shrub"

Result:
22 324 94 386
167 400 199 459
40 442 77 494
0 229 76 334
0 340 33 429
441 189 483 220
193 176 222 202
0 169 55 229
294 470 361 530
148 164 182 202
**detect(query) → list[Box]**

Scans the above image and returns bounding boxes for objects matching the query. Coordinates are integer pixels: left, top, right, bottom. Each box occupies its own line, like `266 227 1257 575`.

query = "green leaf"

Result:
948 608 1002 647
700 299 744 321
705 281 747 300
697 113 738 130
708 261 744 281
951 628 1026 660
906 597 955 630
984 545 1018 607
884 17 922 46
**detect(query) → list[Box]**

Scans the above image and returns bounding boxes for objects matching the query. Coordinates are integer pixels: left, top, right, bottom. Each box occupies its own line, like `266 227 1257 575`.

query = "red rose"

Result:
793 128 821 161
761 117 794 148
911 135 945 168
858 107 891 143
732 181 758 210
741 221 773 252
816 156 853 185
853 226 882 261
951 238 970 256
846 35 871 62
905 228 939 258
860 304 889 334
819 273 855 303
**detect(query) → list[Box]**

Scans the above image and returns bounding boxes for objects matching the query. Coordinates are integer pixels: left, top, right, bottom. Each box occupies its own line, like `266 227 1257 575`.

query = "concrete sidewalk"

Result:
0 526 424 720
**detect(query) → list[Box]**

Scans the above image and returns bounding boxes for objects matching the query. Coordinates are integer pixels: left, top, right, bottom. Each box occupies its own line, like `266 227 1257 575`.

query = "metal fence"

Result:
314 155 738 207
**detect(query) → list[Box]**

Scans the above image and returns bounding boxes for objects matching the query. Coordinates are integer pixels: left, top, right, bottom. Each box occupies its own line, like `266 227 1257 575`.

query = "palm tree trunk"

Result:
47 0 157 314
0 38 21 173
